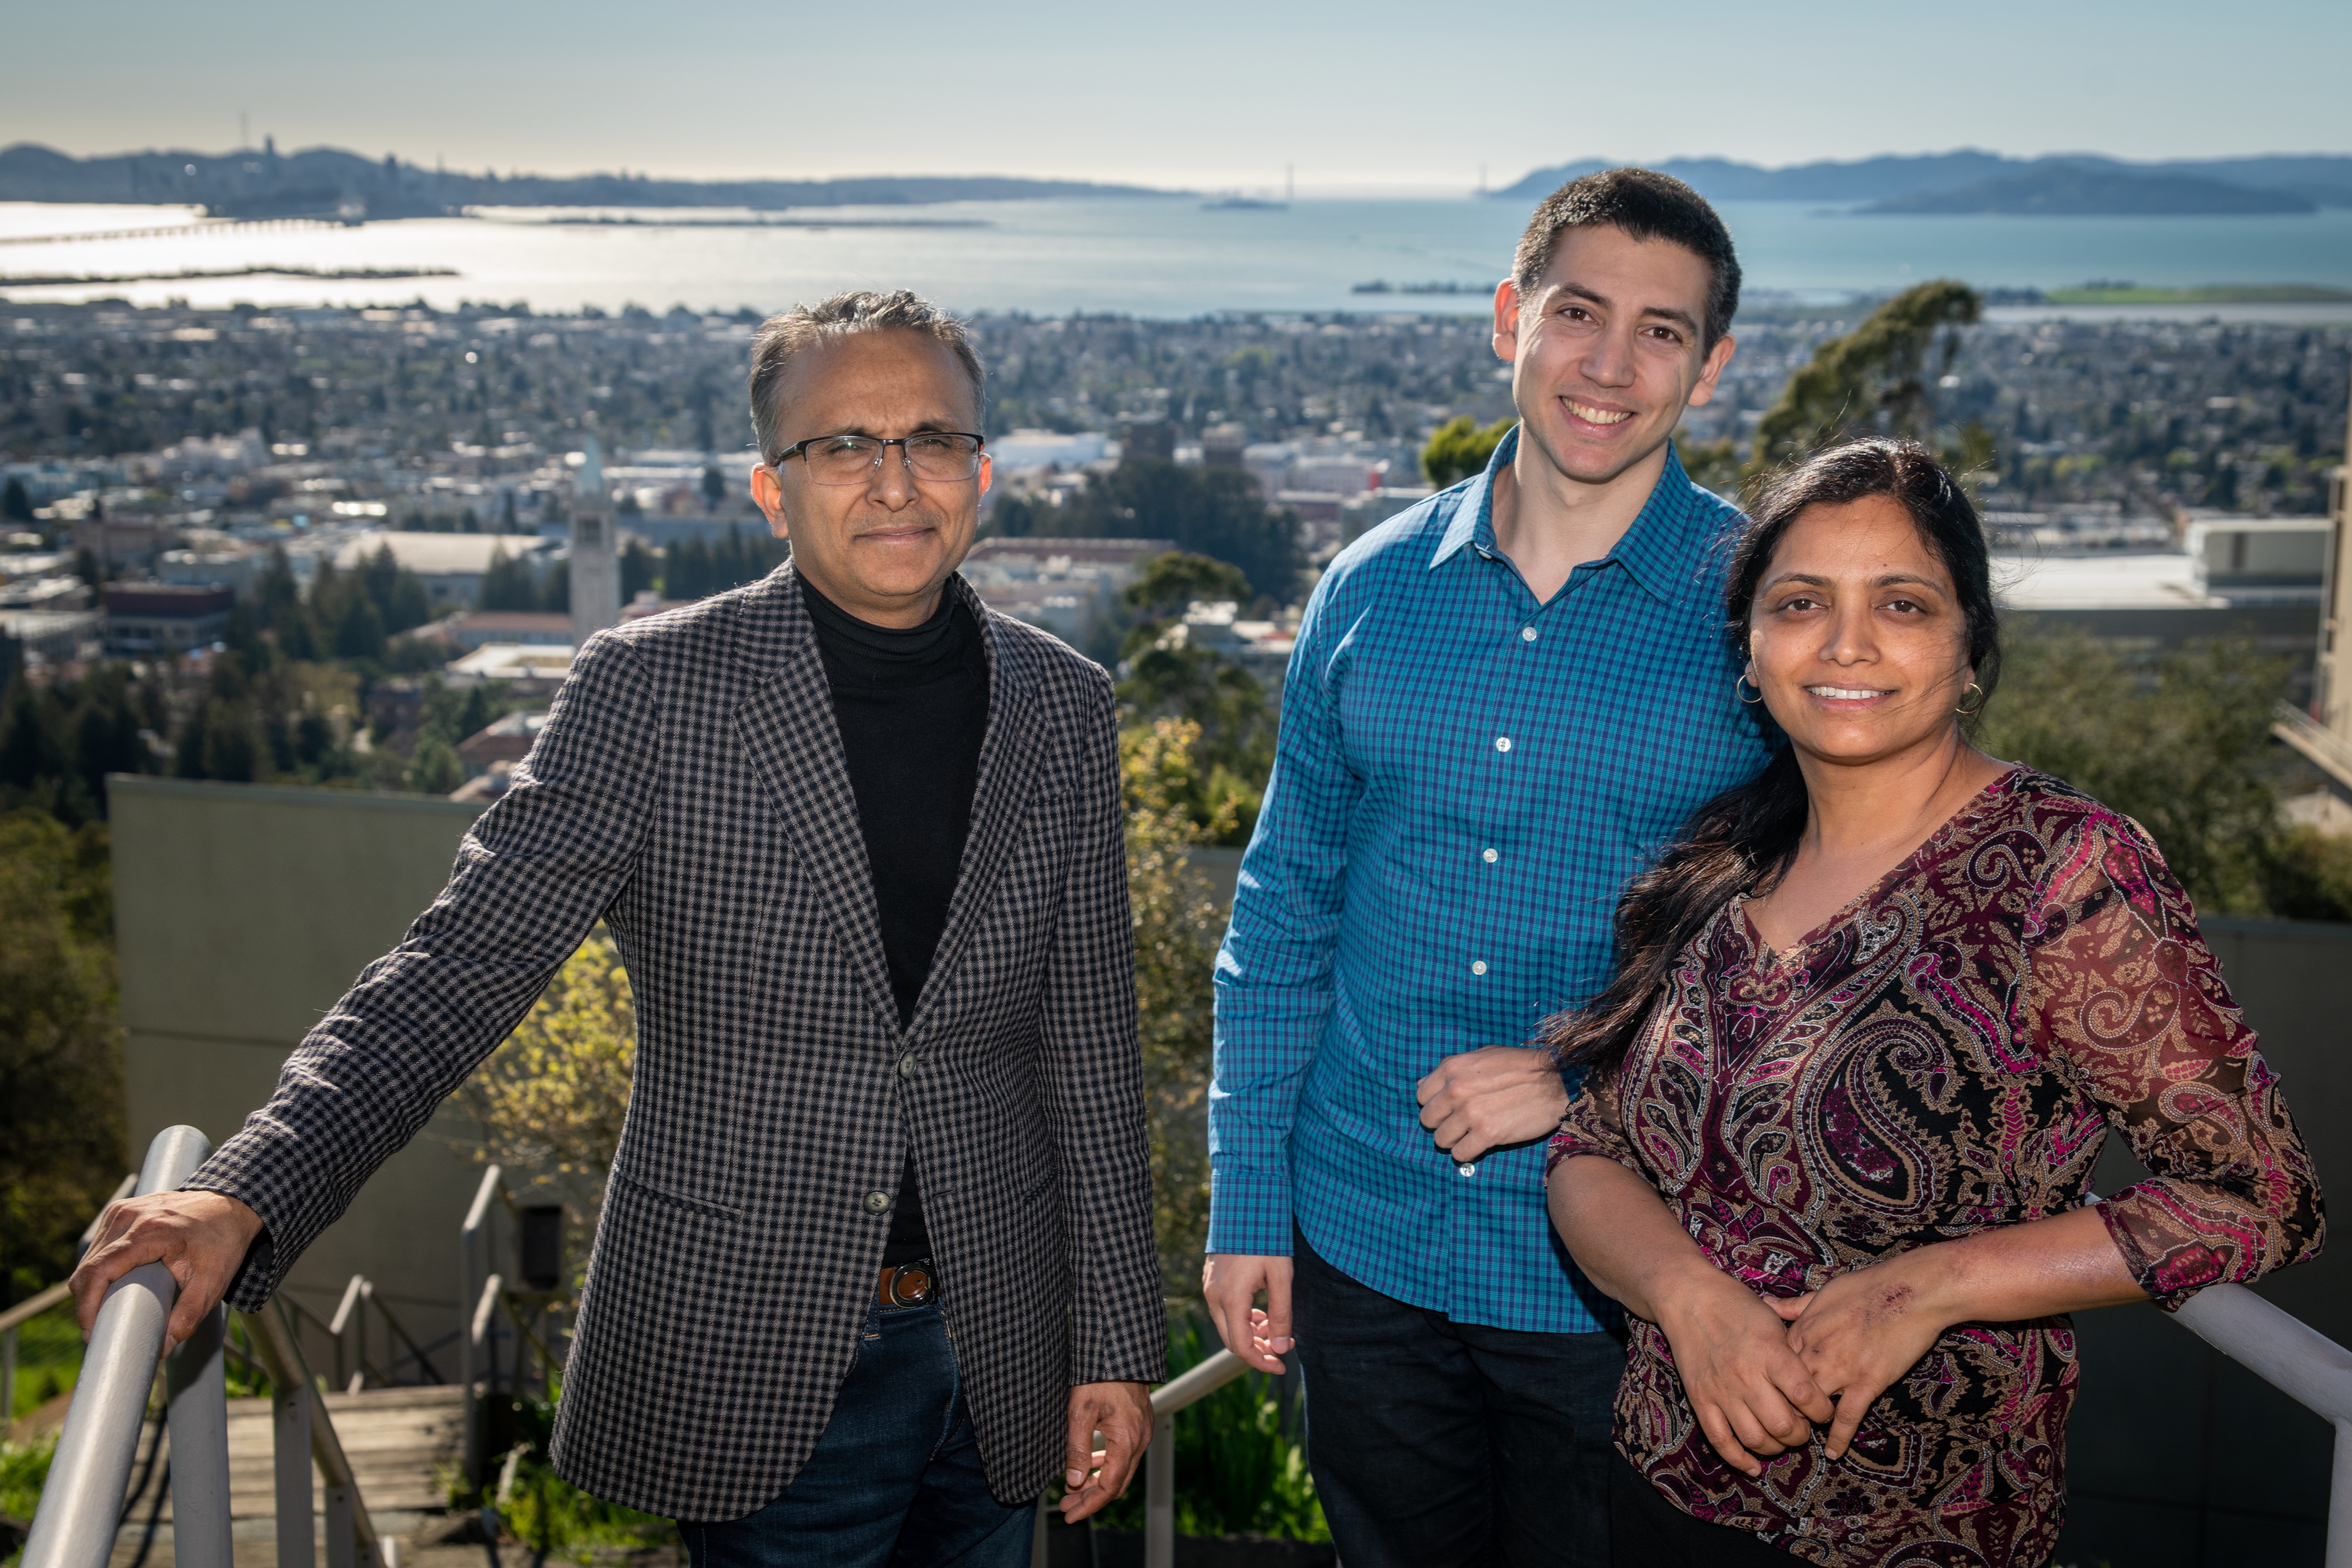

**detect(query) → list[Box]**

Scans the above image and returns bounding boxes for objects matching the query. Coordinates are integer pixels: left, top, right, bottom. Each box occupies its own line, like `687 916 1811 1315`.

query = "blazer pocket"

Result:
609 1167 747 1222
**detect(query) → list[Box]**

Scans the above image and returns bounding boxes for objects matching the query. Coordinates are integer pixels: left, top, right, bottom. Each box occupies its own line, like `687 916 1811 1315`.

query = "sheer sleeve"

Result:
2029 814 2325 1308
1547 1065 1639 1178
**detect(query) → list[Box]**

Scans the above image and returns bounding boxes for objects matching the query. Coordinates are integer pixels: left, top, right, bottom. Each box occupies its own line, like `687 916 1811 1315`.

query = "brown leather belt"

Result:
878 1258 936 1309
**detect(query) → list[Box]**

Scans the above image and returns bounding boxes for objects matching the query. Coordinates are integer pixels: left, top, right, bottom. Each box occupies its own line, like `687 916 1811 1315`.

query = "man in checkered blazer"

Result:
73 291 1166 1567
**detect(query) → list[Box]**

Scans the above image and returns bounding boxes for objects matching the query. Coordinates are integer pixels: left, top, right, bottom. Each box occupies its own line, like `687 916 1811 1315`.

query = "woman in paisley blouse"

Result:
1541 438 2323 1567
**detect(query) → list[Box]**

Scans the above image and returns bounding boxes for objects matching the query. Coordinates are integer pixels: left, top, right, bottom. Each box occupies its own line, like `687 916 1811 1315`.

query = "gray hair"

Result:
746 290 986 462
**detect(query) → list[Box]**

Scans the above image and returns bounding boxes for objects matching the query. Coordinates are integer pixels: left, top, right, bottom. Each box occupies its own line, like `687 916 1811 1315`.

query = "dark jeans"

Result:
679 1299 1033 1568
1609 1455 1799 1565
1290 1226 1623 1567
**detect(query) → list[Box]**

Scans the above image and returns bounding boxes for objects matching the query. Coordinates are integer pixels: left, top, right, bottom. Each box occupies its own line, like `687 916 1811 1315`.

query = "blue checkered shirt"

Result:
1208 429 1776 1332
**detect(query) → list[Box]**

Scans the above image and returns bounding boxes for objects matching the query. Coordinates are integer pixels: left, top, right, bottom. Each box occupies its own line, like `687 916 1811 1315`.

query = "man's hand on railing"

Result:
1058 1380 1152 1523
70 1190 265 1354
1202 1254 1294 1376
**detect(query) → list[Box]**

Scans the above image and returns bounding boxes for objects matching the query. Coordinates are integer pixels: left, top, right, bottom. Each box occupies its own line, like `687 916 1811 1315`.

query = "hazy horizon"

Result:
8 0 2345 193
8 143 2352 203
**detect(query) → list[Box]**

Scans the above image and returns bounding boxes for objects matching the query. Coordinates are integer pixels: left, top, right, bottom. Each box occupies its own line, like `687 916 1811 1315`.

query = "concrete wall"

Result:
2058 916 2352 1568
108 776 492 1367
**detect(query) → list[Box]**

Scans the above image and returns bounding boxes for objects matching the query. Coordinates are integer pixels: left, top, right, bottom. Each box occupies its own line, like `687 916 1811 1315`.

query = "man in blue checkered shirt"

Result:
1204 170 1776 1565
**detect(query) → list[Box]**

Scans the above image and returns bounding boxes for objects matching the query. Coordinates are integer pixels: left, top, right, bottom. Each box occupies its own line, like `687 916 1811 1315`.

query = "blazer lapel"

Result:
730 565 899 1035
907 576 1048 1036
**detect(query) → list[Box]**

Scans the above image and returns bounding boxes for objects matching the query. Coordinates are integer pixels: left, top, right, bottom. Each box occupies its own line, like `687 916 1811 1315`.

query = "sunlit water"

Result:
3 198 2350 319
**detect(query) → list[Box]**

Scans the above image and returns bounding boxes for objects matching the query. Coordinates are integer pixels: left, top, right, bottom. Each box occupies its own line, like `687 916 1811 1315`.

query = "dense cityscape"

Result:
0 296 2346 824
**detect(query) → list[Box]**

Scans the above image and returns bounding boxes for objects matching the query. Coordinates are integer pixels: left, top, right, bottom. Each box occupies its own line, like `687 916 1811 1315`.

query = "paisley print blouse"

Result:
1547 768 2323 1567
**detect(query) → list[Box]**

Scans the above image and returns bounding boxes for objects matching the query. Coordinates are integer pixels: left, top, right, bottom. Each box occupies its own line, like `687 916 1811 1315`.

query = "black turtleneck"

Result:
799 573 990 1266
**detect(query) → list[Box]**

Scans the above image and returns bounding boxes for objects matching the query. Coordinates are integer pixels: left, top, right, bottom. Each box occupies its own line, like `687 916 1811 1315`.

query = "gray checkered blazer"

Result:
189 564 1166 1519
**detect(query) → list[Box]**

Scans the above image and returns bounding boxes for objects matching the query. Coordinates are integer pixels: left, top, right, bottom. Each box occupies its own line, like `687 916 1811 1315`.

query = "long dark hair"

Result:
1544 439 2002 1079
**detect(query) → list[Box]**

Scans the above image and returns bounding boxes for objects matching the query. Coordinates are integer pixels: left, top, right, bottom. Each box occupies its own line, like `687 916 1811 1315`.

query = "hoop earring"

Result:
1735 673 1765 706
1956 680 1985 716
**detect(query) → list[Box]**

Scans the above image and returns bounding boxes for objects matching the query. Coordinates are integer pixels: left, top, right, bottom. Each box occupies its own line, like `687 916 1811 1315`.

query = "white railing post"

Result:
22 1127 216 1568
275 1374 316 1568
243 1299 382 1568
1144 1413 1175 1568
330 1275 366 1392
460 1166 502 1487
1138 1348 1249 1568
166 1302 235 1568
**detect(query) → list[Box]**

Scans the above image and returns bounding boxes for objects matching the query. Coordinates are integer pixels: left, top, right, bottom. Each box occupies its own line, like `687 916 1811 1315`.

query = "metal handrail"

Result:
2174 1282 2352 1566
1093 1291 2352 1568
22 1127 229 1568
18 1128 399 1568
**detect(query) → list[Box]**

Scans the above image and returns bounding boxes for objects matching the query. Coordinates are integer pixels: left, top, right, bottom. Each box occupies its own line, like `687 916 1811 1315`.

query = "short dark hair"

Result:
1511 168 1742 351
748 290 986 462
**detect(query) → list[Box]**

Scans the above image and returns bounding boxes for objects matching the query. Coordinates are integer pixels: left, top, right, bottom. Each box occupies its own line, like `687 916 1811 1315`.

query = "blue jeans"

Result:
679 1299 1034 1568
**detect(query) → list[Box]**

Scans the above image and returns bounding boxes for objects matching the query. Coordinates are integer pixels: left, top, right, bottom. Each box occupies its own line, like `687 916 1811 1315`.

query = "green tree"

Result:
465 930 636 1255
621 539 659 602
1746 280 1989 480
1421 415 1514 488
357 544 433 634
1012 461 1304 605
1126 552 1252 625
1977 628 2292 915
1 477 32 524
405 734 464 795
1120 718 1234 1296
2265 826 2352 922
1115 553 1275 844
477 545 540 612
0 811 125 1307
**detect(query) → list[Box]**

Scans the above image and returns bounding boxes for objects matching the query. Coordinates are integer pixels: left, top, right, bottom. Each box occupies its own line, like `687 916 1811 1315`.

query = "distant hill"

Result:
0 142 1179 220
1490 151 2352 212
1864 165 2314 216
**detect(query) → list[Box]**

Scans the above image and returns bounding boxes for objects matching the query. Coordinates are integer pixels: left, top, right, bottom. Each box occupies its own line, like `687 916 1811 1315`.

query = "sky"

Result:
8 0 2349 194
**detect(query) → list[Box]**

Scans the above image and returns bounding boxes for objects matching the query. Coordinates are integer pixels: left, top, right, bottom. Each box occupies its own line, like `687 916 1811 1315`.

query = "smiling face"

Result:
1747 493 1976 768
749 328 990 627
1493 223 1734 489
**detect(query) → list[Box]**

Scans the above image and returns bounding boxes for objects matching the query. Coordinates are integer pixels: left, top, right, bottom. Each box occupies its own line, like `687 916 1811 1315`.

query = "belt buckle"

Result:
881 1259 936 1309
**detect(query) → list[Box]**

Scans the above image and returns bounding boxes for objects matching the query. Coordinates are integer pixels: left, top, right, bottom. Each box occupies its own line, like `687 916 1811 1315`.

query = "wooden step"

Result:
123 1385 466 1521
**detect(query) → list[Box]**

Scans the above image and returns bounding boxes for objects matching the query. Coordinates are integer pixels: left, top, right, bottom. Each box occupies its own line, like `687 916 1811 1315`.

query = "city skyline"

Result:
8 0 2347 194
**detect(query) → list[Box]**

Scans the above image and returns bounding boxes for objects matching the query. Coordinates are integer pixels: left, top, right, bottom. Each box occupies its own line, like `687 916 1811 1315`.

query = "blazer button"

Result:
898 1053 917 1078
863 1191 891 1215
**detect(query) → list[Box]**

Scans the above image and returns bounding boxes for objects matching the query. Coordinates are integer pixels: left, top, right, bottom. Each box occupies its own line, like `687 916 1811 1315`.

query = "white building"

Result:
334 531 553 607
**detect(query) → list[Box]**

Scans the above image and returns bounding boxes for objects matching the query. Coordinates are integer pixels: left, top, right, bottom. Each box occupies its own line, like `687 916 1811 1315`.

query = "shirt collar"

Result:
1427 424 1719 607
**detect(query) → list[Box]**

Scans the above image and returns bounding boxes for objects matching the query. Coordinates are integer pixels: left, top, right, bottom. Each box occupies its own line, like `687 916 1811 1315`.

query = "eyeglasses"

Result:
769 431 986 486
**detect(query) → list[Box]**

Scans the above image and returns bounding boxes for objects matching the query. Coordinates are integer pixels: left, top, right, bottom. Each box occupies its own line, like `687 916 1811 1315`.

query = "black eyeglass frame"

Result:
767 431 989 483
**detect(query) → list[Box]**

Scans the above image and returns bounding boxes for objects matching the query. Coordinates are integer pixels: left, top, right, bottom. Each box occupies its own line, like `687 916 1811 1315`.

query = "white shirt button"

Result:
1495 737 1512 753
1457 1163 1476 1178
1521 626 1538 642
1482 848 1499 864
1471 960 1488 976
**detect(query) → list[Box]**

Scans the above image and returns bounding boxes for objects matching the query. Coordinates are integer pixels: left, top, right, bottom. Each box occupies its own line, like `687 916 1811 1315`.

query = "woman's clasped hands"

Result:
1659 1252 1950 1479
